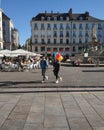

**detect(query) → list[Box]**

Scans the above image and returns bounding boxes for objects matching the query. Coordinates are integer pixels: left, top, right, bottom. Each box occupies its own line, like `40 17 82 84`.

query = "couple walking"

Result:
40 56 62 83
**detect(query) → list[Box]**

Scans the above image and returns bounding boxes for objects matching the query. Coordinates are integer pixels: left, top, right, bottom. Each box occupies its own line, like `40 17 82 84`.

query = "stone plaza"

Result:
0 66 104 130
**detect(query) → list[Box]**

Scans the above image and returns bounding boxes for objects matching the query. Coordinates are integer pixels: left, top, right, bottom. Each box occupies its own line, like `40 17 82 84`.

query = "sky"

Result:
1 0 104 45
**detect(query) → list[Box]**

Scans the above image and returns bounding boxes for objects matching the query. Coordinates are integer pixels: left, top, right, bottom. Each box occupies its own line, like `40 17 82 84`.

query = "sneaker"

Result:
60 77 62 81
41 80 45 83
46 76 48 80
56 80 59 83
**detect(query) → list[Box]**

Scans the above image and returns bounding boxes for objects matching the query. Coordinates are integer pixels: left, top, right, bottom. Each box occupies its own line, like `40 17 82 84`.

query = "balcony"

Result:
53 27 57 30
34 27 38 30
53 34 57 37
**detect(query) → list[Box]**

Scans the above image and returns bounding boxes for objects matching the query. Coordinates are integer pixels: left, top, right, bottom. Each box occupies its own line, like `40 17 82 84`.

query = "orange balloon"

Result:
57 56 63 61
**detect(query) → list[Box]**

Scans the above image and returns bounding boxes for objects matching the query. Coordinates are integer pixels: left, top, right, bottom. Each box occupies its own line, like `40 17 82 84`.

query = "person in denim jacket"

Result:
40 56 48 83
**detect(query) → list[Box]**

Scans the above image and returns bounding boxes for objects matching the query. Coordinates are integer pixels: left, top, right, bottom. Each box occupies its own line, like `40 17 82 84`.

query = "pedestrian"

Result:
52 58 62 83
40 56 48 83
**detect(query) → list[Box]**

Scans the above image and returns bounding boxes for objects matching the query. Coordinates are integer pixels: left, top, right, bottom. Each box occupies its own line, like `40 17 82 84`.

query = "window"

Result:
47 23 51 30
53 48 57 51
34 32 38 37
41 47 45 51
85 23 89 30
66 39 69 44
54 39 57 44
73 31 76 37
47 17 50 21
41 39 45 44
66 17 69 21
41 23 45 30
35 39 38 43
41 17 44 21
73 46 76 51
47 39 50 44
79 24 83 29
60 39 63 44
73 39 76 44
41 31 45 37
34 23 38 29
66 23 70 30
60 17 63 21
59 48 63 52
47 48 51 52
85 38 88 43
54 17 57 21
85 31 89 37
73 24 76 29
35 47 38 52
47 31 51 37
60 23 63 30
53 31 57 37
79 38 82 44
3 22 5 26
79 31 83 37
92 23 95 29
98 31 102 38
65 47 70 51
53 24 57 30
79 17 83 20
66 31 69 37
60 31 63 37
98 24 102 30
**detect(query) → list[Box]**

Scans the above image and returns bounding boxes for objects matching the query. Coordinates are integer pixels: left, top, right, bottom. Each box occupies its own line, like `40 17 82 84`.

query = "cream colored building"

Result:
30 8 104 56
0 8 19 50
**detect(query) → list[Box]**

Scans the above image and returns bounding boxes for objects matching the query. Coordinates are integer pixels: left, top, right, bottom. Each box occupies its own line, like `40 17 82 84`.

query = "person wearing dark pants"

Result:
53 59 62 83
40 56 48 83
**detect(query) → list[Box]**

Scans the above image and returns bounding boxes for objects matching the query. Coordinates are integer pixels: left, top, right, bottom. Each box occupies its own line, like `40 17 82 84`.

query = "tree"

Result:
18 44 22 49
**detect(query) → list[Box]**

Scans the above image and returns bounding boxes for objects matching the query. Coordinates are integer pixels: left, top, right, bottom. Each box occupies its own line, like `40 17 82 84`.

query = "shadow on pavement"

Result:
82 69 104 72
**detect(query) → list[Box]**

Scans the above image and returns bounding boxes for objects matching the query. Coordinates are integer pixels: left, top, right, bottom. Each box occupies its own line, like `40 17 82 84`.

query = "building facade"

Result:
30 8 104 57
0 8 19 50
25 38 32 52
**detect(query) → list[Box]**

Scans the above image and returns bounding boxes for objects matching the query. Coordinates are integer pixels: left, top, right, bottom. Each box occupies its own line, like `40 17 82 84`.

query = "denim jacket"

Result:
40 59 48 69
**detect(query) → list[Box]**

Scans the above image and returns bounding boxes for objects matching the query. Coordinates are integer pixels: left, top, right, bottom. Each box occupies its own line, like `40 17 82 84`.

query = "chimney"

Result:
85 11 89 17
68 8 73 19
85 11 89 20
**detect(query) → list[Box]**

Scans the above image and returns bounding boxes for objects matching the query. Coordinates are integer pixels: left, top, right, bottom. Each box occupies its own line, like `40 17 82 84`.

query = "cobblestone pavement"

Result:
0 66 104 130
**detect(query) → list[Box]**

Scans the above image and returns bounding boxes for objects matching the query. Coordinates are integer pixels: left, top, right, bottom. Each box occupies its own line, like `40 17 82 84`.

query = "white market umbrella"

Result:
0 49 12 57
11 49 30 56
28 51 37 56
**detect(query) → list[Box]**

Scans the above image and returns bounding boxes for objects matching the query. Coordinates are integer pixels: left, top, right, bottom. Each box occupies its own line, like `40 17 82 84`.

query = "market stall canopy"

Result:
11 49 31 55
27 51 37 56
0 49 41 57
0 49 12 57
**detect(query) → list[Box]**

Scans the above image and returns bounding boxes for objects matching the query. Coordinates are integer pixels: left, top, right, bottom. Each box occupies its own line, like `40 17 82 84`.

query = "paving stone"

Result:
23 123 43 130
26 112 44 124
0 119 25 130
44 115 68 128
67 117 92 130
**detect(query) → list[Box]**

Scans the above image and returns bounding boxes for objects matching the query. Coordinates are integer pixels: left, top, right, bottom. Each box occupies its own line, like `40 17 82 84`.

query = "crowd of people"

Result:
0 55 63 84
0 55 40 71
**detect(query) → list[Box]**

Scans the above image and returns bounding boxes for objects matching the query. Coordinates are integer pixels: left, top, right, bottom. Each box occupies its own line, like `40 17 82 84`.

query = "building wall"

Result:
31 10 104 56
1 8 19 50
0 9 3 49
